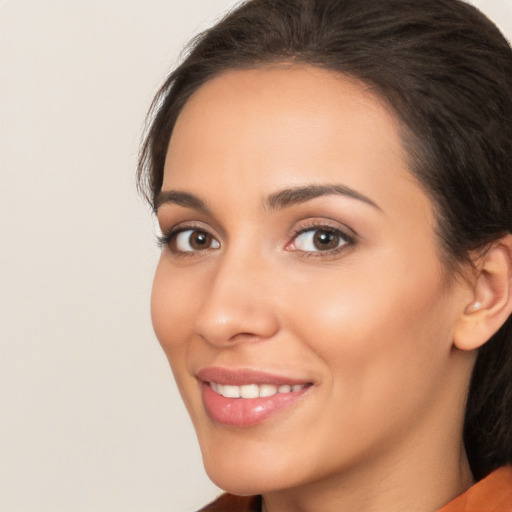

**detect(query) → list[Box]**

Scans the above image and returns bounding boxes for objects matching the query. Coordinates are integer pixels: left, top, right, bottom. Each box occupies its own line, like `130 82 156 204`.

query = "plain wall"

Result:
1 1 511 511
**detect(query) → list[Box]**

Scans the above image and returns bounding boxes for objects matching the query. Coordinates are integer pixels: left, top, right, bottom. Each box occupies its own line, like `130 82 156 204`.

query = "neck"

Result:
262 448 473 512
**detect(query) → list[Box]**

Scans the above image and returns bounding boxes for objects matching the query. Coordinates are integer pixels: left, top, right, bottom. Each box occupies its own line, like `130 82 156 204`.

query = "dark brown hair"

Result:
138 0 512 480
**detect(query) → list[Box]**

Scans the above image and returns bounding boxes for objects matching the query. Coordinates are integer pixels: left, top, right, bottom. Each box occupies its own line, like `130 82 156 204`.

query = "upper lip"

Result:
197 367 312 386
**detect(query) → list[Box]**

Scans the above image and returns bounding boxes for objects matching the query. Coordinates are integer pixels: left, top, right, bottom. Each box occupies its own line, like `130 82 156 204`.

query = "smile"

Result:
198 368 313 427
209 382 308 399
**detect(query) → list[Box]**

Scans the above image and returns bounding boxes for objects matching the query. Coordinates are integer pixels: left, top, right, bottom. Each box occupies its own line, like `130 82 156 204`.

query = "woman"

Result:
138 0 512 510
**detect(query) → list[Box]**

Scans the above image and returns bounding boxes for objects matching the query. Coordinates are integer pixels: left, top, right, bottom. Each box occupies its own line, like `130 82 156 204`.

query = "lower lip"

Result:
201 383 310 428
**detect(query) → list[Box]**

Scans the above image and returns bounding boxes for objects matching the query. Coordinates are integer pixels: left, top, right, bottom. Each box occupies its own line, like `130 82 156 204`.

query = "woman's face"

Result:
152 66 470 495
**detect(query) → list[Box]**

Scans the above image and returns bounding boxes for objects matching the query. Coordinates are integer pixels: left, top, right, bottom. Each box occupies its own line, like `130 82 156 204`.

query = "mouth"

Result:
197 367 313 427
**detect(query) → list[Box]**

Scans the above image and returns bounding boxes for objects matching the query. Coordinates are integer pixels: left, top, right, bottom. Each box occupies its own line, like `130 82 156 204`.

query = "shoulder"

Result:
438 466 512 512
197 493 261 512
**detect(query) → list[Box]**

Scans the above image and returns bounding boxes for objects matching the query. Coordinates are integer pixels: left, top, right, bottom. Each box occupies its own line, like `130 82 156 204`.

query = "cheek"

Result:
283 253 454 397
274 261 457 463
150 258 199 361
151 258 206 415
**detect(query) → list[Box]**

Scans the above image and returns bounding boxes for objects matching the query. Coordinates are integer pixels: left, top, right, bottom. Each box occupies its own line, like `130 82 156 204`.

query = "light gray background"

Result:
1 1 511 511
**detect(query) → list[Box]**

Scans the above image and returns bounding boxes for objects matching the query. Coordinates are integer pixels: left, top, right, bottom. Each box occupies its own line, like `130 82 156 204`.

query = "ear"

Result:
453 234 512 351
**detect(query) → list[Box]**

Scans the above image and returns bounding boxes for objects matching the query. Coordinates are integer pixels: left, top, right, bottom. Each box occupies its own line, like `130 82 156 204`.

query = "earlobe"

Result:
454 235 512 352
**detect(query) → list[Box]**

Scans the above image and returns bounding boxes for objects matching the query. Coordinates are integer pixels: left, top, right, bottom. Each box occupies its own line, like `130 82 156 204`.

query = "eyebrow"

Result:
155 183 382 214
155 190 211 213
265 184 382 212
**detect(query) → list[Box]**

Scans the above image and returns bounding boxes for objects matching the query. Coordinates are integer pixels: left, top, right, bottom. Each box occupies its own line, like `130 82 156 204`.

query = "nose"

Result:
194 251 280 347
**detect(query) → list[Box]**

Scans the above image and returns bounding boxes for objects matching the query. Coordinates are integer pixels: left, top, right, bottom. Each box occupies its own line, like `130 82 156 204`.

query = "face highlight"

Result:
151 66 471 499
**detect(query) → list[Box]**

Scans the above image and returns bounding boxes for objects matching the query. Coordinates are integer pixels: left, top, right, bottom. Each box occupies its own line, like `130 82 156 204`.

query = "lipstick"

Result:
197 367 312 427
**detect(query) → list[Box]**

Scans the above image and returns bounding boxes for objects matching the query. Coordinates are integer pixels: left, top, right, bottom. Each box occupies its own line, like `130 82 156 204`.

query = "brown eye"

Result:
173 229 220 252
312 230 340 250
292 228 350 252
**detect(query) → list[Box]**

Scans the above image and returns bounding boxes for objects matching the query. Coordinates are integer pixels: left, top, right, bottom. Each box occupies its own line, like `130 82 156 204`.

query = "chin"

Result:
200 440 298 496
204 463 284 496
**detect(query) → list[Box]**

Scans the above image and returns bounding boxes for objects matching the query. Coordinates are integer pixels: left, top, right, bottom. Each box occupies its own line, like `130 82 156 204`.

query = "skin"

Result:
151 66 479 512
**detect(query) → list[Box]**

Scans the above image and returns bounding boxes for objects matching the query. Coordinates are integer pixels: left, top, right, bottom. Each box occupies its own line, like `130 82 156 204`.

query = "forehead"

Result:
163 65 428 219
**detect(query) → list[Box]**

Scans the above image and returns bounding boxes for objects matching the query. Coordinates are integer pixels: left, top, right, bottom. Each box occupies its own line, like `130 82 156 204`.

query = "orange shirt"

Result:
198 466 512 512
438 466 512 512
198 493 261 512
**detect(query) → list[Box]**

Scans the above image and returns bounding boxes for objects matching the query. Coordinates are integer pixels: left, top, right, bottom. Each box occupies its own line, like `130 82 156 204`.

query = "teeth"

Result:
210 382 307 399
240 384 259 399
222 385 240 398
259 384 278 397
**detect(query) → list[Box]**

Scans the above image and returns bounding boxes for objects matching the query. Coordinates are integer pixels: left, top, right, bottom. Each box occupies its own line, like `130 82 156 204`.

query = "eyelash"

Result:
288 221 355 257
157 221 356 257
157 223 214 256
